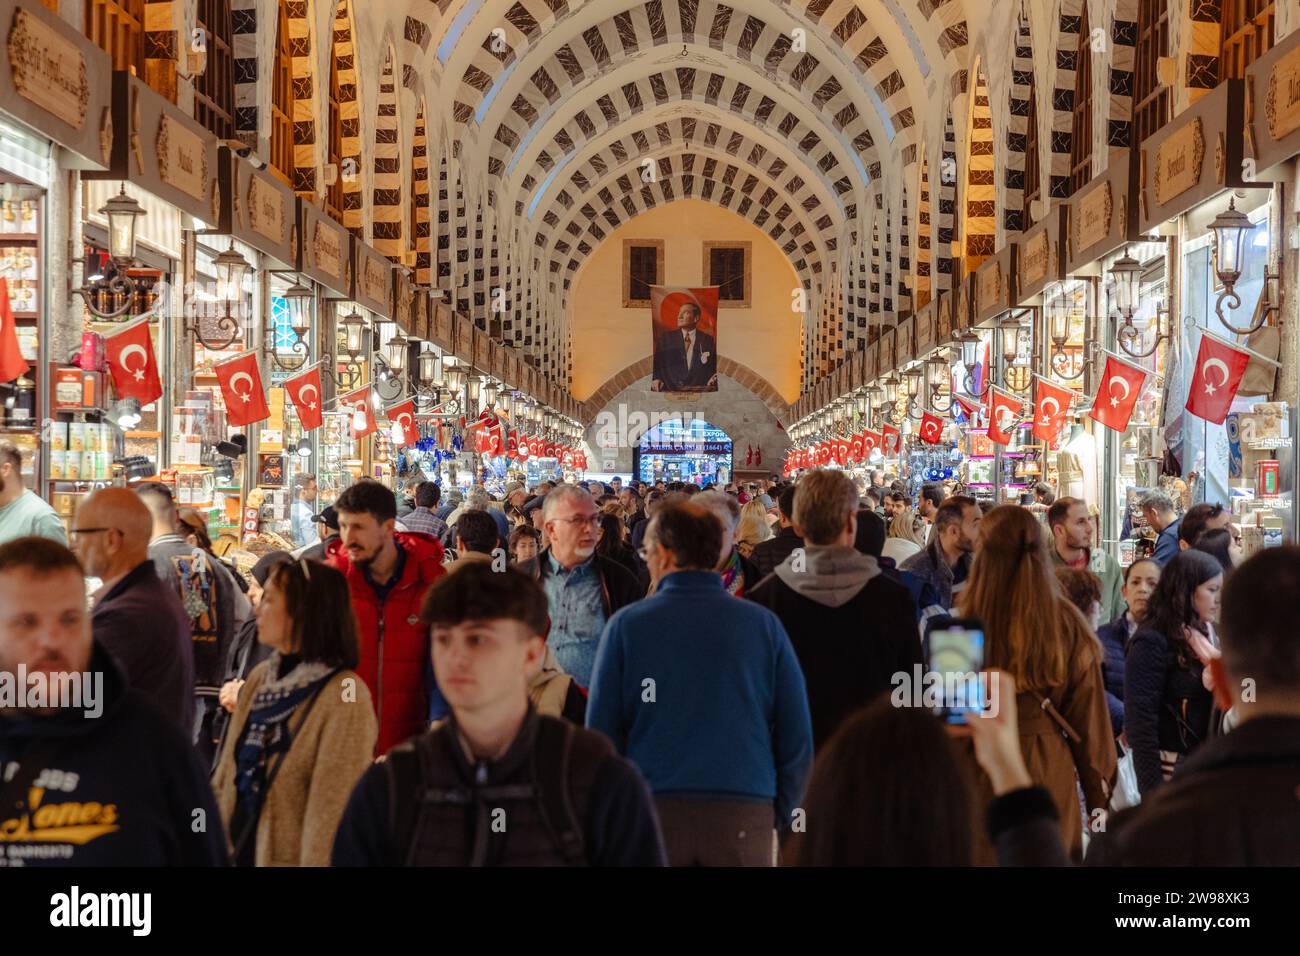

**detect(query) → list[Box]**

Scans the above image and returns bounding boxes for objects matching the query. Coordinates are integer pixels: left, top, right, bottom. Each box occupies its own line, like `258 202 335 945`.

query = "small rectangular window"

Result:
622 240 663 307
704 241 751 307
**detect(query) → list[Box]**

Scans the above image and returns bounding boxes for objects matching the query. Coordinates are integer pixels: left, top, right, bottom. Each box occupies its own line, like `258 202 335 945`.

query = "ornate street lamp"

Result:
1208 197 1281 334
1110 249 1168 359
74 186 148 320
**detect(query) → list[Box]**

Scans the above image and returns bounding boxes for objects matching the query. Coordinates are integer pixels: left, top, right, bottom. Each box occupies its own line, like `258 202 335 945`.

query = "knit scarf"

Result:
719 547 745 597
234 653 336 820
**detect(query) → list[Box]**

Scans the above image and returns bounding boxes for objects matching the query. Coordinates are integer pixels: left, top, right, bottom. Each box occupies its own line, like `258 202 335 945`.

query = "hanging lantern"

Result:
417 349 440 387
102 185 147 264
959 330 980 370
384 329 409 376
1208 197 1251 290
1109 249 1143 321
283 280 314 338
214 242 251 313
341 309 368 358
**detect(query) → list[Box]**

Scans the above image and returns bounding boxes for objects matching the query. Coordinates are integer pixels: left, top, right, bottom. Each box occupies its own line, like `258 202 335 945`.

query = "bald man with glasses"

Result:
515 485 644 686
70 487 194 731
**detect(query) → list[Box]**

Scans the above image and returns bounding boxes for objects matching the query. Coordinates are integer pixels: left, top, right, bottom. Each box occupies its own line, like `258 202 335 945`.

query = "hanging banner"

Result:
1185 332 1251 425
385 399 417 447
340 385 377 439
918 412 945 444
987 389 1022 446
103 313 162 405
1088 352 1150 433
649 285 720 393
214 349 270 427
283 362 324 431
1032 377 1077 444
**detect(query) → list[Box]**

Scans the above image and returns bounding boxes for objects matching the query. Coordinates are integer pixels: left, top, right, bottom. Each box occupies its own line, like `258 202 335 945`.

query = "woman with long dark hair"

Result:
1124 549 1223 795
212 558 376 866
792 681 1068 866
953 505 1115 864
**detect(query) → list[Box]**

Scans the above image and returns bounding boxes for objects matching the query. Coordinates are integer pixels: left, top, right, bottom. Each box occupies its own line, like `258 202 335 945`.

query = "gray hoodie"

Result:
773 544 881 608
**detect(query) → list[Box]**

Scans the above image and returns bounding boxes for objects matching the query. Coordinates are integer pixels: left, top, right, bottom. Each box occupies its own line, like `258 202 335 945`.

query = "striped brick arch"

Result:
581 356 791 424
412 100 431 285
962 64 994 274
446 0 933 183
937 106 957 291
372 47 403 262
1051 1 1085 200
915 150 932 307
1107 0 1137 152
332 0 364 236
1004 11 1034 233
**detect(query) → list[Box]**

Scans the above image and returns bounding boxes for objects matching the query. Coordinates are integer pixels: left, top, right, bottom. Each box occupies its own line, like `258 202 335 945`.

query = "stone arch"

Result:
961 60 994 275
372 44 403 261
580 356 791 424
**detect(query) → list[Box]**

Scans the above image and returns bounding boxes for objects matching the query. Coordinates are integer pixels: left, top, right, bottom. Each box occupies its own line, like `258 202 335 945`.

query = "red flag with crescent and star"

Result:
385 399 418 447
953 393 982 424
881 424 900 456
1033 378 1076 444
284 364 324 431
341 385 377 439
862 429 881 457
987 389 1022 446
214 350 270 427
1088 354 1149 433
104 315 162 405
1185 333 1250 425
848 432 864 462
918 412 945 445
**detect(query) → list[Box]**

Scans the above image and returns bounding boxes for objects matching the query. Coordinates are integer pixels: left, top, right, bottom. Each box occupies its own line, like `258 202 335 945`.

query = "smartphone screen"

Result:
925 624 986 724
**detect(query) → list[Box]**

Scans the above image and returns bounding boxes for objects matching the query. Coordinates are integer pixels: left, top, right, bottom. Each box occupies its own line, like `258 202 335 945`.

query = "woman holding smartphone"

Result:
953 506 1116 865
212 558 376 866
1124 549 1223 796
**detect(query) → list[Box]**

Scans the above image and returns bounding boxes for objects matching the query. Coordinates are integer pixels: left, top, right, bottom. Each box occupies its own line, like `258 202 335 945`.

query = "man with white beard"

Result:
514 485 643 686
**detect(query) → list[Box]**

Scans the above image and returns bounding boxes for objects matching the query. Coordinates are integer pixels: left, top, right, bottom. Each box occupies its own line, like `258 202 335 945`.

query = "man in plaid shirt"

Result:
399 481 449 541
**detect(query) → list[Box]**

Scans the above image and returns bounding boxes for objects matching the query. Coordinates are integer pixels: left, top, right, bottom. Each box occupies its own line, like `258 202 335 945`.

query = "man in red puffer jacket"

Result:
328 480 445 755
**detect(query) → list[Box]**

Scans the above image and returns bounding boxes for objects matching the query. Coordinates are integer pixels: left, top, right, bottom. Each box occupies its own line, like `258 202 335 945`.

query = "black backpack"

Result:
385 716 610 866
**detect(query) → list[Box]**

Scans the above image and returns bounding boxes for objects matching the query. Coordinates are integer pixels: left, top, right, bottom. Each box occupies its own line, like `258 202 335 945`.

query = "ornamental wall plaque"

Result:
248 175 284 244
1074 181 1113 252
1153 117 1205 206
1265 43 1300 140
98 107 113 164
7 9 90 129
313 222 343 280
156 114 208 201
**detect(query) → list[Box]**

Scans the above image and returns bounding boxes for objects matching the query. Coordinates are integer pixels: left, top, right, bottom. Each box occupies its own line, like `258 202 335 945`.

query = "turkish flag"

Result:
1185 334 1250 424
104 316 162 404
848 433 864 462
386 399 418 447
918 413 945 444
837 439 851 465
755 445 761 466
214 351 270 427
1088 354 1149 433
954 393 982 424
341 385 377 439
487 419 504 456
284 364 324 431
1033 379 1075 443
987 389 1022 446
881 424 900 455
507 429 519 460
0 278 30 384
862 429 881 457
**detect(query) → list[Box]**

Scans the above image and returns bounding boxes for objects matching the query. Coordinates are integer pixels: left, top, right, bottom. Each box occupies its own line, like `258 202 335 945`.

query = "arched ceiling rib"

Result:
454 0 915 184
498 52 869 226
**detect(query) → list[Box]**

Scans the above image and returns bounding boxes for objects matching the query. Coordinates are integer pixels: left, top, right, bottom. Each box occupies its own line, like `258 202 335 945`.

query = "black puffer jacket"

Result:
1087 716 1300 865
1123 626 1214 794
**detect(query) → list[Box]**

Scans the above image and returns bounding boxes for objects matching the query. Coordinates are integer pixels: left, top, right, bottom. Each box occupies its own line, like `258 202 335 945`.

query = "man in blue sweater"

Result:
587 501 813 866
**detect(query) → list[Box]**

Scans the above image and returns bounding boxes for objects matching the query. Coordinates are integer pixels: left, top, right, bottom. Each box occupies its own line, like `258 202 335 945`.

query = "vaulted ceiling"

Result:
401 0 975 290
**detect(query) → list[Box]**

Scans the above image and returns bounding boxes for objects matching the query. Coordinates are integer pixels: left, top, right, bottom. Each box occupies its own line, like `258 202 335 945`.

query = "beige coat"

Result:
213 662 377 866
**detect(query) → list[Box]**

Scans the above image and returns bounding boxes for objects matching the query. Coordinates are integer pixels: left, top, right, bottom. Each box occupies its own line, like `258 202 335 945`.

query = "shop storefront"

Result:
1062 147 1161 557
0 0 113 530
77 70 220 530
1138 75 1287 554
636 418 733 485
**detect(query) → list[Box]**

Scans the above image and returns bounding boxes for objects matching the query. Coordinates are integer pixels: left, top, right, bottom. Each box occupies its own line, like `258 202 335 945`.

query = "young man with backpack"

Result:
331 562 666 866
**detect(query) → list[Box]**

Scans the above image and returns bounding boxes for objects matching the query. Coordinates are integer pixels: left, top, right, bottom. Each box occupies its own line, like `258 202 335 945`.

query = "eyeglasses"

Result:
552 514 601 528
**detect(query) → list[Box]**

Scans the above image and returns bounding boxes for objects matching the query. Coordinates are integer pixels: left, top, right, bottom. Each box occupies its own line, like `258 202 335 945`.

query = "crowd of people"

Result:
1 462 1297 868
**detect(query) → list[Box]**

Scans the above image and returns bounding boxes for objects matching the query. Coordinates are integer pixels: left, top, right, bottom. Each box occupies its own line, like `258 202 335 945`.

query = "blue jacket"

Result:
1151 516 1182 566
1095 616 1133 736
586 570 813 828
